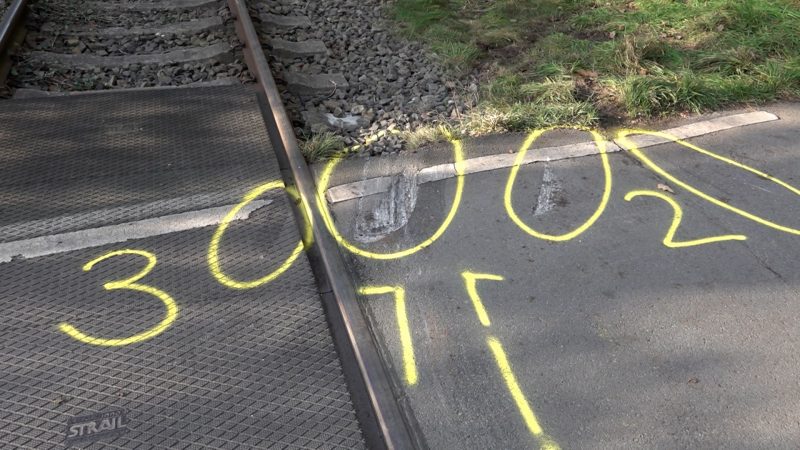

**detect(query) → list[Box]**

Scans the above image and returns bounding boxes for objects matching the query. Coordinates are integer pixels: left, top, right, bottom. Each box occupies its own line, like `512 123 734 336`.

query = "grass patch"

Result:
402 124 463 149
392 0 800 133
299 132 345 162
463 102 599 135
431 41 481 72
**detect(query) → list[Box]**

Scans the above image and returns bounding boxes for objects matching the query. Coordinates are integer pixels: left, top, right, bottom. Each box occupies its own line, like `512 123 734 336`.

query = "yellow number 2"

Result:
59 249 179 346
625 190 747 248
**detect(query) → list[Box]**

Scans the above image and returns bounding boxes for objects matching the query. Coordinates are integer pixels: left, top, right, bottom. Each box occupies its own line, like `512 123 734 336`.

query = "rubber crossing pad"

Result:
0 87 280 240
0 87 365 448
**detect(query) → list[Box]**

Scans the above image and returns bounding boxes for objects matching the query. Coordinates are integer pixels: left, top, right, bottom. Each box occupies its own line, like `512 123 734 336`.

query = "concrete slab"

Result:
285 72 349 96
323 102 800 449
40 16 224 37
260 13 312 29
269 38 328 59
27 42 232 68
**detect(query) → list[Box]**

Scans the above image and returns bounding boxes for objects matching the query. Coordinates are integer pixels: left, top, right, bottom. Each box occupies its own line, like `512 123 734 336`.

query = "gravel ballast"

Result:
256 0 476 156
8 0 253 94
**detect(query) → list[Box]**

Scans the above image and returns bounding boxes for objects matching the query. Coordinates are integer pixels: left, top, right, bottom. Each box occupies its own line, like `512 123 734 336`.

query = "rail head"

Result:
0 0 27 55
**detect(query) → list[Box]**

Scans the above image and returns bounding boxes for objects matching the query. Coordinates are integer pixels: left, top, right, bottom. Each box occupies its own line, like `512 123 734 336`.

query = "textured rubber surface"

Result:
0 86 280 241
0 86 365 449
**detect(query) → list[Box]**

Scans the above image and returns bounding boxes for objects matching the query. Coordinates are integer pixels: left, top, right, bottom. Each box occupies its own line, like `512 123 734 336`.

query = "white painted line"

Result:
615 111 779 150
0 191 254 242
461 153 516 175
531 141 622 163
417 163 456 184
325 111 778 204
329 140 620 203
0 200 269 263
329 140 619 203
326 176 393 203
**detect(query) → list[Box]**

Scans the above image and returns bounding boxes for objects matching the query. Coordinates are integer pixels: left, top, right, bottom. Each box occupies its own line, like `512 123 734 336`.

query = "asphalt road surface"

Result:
321 103 800 449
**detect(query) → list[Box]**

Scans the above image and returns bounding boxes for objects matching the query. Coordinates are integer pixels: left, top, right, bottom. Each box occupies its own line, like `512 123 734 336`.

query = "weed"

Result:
392 0 453 36
464 102 598 135
299 132 345 162
402 124 463 149
431 41 481 72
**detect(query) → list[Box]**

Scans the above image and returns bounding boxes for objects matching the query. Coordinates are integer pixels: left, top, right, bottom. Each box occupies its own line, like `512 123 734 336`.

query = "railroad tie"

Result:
267 38 327 59
284 72 349 96
259 13 312 29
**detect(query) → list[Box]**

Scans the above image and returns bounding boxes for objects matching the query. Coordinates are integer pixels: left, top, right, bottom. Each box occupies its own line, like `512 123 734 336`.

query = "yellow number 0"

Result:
624 190 747 248
58 249 179 346
208 180 304 289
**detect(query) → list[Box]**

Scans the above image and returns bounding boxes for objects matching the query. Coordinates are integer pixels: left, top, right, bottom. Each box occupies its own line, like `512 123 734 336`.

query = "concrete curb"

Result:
325 111 779 204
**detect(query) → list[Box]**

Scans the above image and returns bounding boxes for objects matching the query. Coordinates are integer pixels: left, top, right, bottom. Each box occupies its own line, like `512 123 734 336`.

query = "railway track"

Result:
0 1 421 448
1 0 252 97
2 0 466 157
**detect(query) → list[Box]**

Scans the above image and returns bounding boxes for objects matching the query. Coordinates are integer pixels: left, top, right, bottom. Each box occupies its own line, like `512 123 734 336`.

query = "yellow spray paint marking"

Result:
625 190 747 248
358 285 417 386
487 337 560 450
461 271 560 449
317 128 465 260
505 127 612 242
462 271 504 327
208 181 304 289
59 249 178 346
618 129 800 236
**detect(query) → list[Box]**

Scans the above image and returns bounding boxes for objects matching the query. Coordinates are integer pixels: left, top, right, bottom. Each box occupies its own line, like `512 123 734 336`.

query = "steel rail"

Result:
226 1 422 449
0 0 26 55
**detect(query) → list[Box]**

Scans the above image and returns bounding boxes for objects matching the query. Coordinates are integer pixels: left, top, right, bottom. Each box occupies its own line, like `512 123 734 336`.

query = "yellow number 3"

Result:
58 249 179 346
